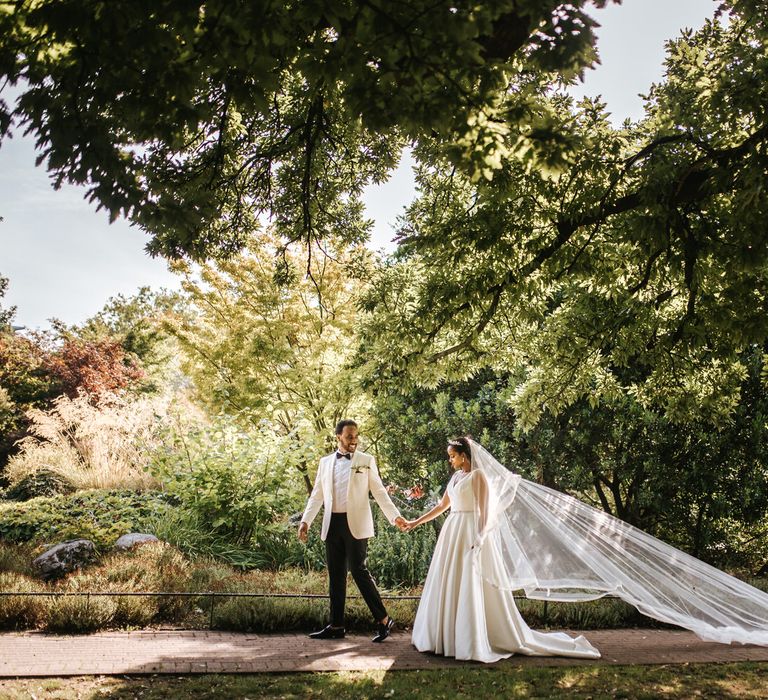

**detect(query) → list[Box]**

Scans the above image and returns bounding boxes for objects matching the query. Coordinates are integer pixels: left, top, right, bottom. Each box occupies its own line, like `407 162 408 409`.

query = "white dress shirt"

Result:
331 452 352 512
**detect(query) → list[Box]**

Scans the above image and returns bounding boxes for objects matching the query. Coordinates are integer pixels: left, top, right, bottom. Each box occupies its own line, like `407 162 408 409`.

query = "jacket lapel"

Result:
346 451 365 501
322 454 335 502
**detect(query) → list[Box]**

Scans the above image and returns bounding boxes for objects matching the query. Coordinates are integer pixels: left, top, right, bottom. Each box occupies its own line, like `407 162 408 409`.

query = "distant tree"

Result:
165 234 375 491
0 274 16 328
42 337 145 399
66 286 186 391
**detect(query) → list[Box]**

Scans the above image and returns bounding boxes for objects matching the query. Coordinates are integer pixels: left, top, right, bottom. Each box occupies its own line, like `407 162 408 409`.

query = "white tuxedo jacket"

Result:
301 450 401 540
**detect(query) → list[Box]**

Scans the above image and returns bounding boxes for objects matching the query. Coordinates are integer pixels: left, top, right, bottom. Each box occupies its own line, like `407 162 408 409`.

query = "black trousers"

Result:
326 512 387 626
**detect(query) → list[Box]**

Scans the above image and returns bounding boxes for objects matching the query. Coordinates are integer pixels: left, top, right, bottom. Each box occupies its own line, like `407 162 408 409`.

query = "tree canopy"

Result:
358 5 768 424
2 1 768 425
1 0 610 258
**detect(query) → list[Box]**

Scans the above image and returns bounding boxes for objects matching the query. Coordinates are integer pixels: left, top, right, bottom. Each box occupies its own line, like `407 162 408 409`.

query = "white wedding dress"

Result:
411 470 601 662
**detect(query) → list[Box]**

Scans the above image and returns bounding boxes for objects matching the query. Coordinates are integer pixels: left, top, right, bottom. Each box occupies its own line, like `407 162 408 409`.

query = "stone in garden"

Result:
114 533 159 550
32 539 96 580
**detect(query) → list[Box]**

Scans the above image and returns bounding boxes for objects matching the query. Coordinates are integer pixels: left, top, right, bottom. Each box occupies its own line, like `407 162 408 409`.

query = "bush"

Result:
147 415 311 565
0 489 174 548
143 507 291 569
43 594 118 633
5 468 75 501
0 541 36 576
0 573 46 629
368 511 437 588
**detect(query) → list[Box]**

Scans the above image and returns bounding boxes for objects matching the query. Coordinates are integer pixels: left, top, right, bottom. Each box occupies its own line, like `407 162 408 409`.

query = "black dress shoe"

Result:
372 617 395 643
309 625 346 640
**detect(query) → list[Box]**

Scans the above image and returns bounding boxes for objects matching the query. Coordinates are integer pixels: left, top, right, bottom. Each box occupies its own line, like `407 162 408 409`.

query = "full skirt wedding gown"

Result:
411 471 600 663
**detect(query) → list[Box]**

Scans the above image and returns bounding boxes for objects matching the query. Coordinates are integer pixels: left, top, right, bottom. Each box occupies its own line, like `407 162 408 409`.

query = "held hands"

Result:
399 518 419 532
395 516 419 532
297 521 308 543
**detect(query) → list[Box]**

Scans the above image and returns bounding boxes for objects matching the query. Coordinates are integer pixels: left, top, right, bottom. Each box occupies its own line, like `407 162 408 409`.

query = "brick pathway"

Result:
0 629 767 677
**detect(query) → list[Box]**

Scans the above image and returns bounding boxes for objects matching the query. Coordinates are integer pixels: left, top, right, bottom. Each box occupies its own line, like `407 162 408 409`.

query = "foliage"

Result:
65 286 187 393
0 328 57 469
143 506 297 570
0 273 16 328
367 509 437 589
511 354 768 570
0 326 150 471
369 369 519 494
1 1 613 259
147 413 310 565
369 366 768 574
166 235 374 491
0 572 45 629
42 337 145 399
5 391 169 491
0 543 204 631
0 540 36 576
4 468 74 501
1 535 716 635
358 6 768 426
0 489 174 548
43 593 118 633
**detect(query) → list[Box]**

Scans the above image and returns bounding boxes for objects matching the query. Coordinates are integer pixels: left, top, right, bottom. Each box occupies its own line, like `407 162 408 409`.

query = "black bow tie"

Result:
336 451 352 460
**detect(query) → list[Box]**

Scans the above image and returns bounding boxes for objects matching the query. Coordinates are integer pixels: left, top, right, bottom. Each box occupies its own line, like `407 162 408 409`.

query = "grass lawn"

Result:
0 663 765 699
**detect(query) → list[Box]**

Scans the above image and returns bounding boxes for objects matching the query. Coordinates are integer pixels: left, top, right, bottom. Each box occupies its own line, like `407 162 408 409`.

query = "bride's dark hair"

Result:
447 436 472 462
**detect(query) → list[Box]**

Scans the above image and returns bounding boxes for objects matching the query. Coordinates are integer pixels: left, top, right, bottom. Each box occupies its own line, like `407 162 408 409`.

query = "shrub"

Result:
5 468 75 501
147 415 311 564
211 591 329 633
43 595 118 633
368 510 437 588
0 489 174 548
516 596 654 631
0 541 36 576
142 507 286 569
111 592 158 628
0 573 46 629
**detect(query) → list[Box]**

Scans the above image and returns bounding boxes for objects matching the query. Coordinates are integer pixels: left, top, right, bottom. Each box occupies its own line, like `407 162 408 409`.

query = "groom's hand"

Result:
394 516 407 532
297 522 308 543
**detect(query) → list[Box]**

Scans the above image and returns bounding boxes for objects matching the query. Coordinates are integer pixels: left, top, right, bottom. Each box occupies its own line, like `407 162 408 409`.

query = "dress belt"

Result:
450 510 473 513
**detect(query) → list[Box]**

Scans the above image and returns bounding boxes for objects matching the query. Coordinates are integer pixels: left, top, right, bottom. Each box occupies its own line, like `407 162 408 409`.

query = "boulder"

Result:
114 533 159 550
32 539 96 580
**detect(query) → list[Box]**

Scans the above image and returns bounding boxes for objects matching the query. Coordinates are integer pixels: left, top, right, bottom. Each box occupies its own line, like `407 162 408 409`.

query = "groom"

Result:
298 419 406 642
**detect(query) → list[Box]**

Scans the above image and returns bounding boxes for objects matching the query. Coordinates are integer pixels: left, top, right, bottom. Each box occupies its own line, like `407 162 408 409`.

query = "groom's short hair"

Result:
335 419 358 435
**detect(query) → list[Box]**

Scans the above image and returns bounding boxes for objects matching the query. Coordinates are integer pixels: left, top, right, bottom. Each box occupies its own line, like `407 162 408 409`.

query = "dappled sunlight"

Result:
554 665 601 690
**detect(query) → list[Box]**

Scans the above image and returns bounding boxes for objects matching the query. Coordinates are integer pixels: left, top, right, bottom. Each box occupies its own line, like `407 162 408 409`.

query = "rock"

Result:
113 533 159 550
32 539 96 580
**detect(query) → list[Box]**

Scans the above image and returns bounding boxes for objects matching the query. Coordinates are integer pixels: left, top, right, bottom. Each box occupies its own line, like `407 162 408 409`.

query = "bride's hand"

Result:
404 519 418 531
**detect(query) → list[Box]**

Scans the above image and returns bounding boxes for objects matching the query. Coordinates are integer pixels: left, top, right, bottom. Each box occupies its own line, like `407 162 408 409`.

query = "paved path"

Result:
1 629 767 677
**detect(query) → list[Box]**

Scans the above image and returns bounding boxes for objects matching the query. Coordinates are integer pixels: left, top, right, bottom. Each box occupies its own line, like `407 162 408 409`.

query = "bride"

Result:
404 436 768 663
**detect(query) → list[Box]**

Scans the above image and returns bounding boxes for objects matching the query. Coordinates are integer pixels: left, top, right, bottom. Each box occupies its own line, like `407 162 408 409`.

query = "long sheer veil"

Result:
468 439 768 646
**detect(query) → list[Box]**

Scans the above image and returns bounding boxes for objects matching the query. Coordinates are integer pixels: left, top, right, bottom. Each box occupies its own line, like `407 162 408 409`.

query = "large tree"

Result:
359 6 768 424
3 1 767 425
0 0 608 258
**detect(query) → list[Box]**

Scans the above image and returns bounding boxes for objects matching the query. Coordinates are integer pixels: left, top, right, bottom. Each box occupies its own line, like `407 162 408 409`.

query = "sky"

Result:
0 0 719 331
